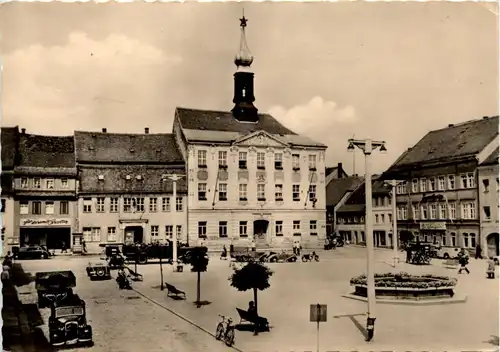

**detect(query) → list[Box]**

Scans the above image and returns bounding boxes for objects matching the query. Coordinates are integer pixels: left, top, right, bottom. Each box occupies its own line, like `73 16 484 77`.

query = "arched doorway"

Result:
253 220 269 248
487 233 499 257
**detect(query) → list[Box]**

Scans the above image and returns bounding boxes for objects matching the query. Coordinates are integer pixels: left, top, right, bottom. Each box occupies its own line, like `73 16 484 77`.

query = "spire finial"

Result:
234 9 253 68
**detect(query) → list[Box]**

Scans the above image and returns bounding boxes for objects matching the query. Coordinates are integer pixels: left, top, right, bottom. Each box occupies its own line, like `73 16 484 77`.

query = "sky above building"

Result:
0 2 498 174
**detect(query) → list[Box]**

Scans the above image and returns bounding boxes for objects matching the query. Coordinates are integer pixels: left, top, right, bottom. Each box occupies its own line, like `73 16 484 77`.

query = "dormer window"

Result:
136 175 142 181
98 175 105 181
130 148 135 153
89 145 95 151
239 152 247 169
126 175 132 180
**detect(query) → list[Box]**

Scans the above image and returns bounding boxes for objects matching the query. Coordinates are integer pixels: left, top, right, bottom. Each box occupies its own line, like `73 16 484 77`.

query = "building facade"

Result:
1 127 19 252
478 148 499 258
74 129 188 254
383 116 499 253
335 177 393 247
171 16 327 249
14 131 78 250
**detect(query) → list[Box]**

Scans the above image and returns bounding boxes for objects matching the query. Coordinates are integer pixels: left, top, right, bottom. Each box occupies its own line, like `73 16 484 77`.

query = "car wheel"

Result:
494 258 499 265
270 257 277 263
96 269 105 277
443 253 450 259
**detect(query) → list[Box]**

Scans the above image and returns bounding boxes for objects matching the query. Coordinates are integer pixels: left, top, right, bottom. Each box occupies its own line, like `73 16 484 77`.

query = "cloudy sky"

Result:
0 2 498 173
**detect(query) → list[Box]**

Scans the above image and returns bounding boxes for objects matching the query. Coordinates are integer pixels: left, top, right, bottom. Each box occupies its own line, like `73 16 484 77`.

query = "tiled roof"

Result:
390 116 499 169
343 176 390 205
19 134 75 168
1 126 19 169
337 203 365 213
176 107 296 135
326 176 363 207
74 132 184 164
14 167 77 177
79 166 187 194
481 148 499 166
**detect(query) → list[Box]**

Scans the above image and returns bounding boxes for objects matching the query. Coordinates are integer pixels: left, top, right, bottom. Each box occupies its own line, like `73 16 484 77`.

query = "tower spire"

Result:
234 10 254 68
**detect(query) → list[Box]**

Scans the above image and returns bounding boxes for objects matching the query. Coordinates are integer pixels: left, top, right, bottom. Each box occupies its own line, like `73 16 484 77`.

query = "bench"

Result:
443 259 459 269
165 282 186 300
236 308 269 331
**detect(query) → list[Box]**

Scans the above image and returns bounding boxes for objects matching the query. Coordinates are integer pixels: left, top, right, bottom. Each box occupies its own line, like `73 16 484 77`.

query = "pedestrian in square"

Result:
457 248 470 274
61 241 68 253
82 239 87 254
475 244 483 259
486 257 496 279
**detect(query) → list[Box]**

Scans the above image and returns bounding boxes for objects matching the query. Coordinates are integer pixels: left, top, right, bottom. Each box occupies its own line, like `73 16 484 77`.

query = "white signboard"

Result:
419 222 446 231
20 218 71 227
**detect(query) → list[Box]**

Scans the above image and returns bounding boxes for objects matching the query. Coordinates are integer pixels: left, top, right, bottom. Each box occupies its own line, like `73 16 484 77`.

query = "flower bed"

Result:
349 272 457 300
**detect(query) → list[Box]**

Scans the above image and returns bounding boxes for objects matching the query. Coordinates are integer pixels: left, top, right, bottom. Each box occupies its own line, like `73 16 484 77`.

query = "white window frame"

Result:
256 152 266 169
239 221 248 237
469 233 476 248
96 197 105 213
162 197 170 212
198 183 207 201
110 198 119 212
309 220 317 235
308 185 317 202
45 201 55 215
439 204 447 219
218 183 227 201
275 184 283 201
33 178 41 189
21 177 28 188
292 184 300 201
219 221 228 238
135 198 145 212
429 177 436 192
32 201 42 215
239 184 247 201
429 204 437 219
412 205 419 220
151 225 159 239
107 227 117 242
293 220 300 230
165 225 173 240
274 153 283 169
420 205 428 220
218 151 228 168
411 179 418 193
239 152 247 169
448 203 456 219
83 228 92 242
448 175 455 190
308 154 317 170
197 150 207 167
437 176 445 191
46 178 55 190
198 222 207 238
176 225 182 239
292 154 300 169
60 201 69 215
257 184 265 200
61 177 69 189
149 198 158 212
275 221 283 236
20 201 29 215
91 227 101 242
83 198 92 213
461 202 476 220
176 197 183 211
419 178 427 192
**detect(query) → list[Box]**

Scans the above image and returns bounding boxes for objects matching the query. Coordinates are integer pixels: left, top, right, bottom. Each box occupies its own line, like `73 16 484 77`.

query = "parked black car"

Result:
36 270 76 309
15 245 51 260
48 295 93 347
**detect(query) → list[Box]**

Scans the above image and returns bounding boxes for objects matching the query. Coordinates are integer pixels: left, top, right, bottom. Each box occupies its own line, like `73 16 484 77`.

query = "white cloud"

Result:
268 96 393 174
2 32 181 135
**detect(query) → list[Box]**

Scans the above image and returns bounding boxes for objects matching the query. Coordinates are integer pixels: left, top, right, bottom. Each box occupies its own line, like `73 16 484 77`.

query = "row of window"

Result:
397 202 476 220
197 150 318 171
20 177 69 189
197 220 319 238
82 197 184 213
373 196 391 208
415 232 477 249
82 225 183 243
199 183 317 202
396 173 481 194
338 214 393 225
20 201 69 215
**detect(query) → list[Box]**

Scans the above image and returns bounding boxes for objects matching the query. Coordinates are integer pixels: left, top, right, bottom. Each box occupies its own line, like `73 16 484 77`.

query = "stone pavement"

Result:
131 247 499 352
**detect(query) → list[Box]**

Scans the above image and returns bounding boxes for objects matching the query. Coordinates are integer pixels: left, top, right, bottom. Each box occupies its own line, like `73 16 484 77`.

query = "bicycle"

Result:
215 314 235 347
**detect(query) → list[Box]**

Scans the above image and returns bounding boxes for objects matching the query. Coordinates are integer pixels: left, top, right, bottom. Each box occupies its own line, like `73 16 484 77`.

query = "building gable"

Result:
233 130 289 148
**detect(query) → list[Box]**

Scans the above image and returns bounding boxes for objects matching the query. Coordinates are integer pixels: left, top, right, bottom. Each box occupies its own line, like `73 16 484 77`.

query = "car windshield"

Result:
55 306 84 318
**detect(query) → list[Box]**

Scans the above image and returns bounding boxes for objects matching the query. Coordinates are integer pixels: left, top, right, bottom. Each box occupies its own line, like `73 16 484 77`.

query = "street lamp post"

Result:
347 138 386 342
386 180 403 267
168 174 185 272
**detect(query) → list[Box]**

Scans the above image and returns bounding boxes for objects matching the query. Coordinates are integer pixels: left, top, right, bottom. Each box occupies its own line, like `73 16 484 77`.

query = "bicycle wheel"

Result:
224 327 235 347
215 323 224 340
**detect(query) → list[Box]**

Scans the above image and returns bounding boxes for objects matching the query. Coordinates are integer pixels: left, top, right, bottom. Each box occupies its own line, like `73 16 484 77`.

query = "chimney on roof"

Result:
21 128 26 134
448 124 454 127
102 128 107 133
483 116 489 119
145 127 149 134
337 163 343 178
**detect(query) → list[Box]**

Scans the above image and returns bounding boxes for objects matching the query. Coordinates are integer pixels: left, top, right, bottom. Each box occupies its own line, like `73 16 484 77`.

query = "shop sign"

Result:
419 222 446 231
20 218 71 227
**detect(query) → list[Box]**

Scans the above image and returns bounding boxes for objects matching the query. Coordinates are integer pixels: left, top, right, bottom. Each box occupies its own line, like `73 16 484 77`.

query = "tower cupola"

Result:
232 12 259 122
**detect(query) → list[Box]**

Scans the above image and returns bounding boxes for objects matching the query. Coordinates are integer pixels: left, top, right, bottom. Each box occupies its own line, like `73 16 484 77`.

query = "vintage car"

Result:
267 251 298 263
36 271 76 309
15 245 51 260
48 295 93 347
86 261 111 280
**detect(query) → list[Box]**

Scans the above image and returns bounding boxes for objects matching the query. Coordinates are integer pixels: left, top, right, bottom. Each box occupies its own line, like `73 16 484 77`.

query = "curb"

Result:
132 288 244 352
341 293 468 306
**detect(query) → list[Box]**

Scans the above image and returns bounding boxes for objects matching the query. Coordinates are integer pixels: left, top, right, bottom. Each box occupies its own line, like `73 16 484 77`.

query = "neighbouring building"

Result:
74 128 188 254
171 15 328 249
382 116 499 253
14 129 78 250
1 127 19 252
478 148 499 258
325 174 363 236
325 163 348 182
335 176 393 247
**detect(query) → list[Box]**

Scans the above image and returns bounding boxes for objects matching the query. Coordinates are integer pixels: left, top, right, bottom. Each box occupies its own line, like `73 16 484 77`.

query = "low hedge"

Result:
350 272 457 289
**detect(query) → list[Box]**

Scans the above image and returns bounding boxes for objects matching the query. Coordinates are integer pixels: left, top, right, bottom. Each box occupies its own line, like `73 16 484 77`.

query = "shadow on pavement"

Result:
10 262 35 286
348 316 368 341
32 327 56 352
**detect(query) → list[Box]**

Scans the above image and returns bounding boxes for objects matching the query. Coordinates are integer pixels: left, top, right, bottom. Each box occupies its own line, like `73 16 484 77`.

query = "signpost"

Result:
310 303 327 352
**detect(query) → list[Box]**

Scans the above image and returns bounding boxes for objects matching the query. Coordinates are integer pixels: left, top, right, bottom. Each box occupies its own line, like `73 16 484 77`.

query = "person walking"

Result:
475 244 483 259
82 239 87 254
457 248 470 274
486 257 496 279
61 241 68 253
220 245 227 260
